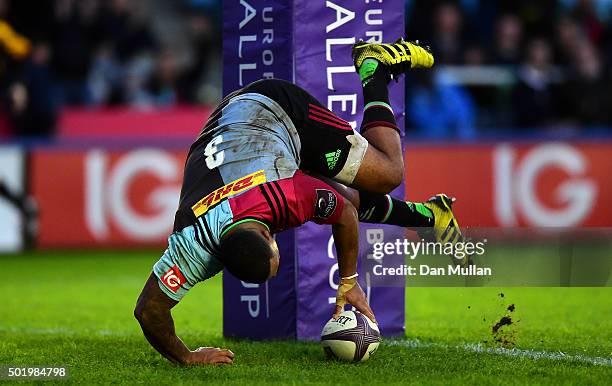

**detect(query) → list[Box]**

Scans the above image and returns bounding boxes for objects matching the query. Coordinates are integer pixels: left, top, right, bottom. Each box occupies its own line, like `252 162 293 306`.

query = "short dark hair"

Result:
218 228 273 284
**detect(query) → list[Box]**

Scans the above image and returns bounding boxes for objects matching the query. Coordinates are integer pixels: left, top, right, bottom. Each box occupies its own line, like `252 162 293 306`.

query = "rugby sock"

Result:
358 191 433 228
358 59 398 133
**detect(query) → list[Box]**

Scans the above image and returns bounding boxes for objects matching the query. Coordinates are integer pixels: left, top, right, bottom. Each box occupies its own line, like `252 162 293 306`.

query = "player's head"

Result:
218 222 280 283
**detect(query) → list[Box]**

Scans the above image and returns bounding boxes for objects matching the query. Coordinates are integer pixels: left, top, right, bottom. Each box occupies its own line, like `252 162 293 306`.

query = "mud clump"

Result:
492 316 512 333
494 333 515 347
490 300 518 348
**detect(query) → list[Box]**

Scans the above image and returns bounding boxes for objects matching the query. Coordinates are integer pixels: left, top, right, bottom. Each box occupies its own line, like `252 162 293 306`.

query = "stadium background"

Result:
1 0 611 249
0 1 611 383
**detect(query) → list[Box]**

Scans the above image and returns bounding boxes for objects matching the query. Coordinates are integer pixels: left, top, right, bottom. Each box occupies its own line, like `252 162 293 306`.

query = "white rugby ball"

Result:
320 311 381 362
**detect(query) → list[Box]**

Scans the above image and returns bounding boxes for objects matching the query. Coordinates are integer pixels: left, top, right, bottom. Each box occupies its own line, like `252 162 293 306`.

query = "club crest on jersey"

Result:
315 189 338 219
161 265 186 293
192 170 266 217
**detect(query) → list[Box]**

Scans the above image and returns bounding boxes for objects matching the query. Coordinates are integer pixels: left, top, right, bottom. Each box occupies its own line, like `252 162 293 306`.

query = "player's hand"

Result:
186 347 235 365
333 279 377 324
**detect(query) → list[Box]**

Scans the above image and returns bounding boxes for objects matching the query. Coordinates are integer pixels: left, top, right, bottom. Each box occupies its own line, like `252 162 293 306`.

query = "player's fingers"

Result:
361 308 378 325
220 349 235 359
211 350 234 363
213 355 234 365
332 305 344 319
352 299 377 324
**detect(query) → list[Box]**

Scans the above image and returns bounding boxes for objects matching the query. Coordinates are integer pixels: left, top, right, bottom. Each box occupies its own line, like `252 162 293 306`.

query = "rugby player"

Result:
134 39 463 365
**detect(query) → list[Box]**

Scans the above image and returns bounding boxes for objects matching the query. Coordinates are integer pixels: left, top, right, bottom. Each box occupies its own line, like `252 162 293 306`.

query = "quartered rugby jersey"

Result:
154 170 344 301
192 169 345 253
173 78 362 234
172 91 302 233
154 82 349 300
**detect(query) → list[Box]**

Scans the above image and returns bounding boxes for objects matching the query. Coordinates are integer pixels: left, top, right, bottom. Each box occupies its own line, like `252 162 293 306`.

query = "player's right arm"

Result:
134 273 234 365
330 196 377 324
289 172 376 323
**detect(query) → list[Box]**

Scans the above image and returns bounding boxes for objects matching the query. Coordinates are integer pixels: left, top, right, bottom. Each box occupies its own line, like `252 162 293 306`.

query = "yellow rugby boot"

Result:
352 38 434 79
417 194 472 267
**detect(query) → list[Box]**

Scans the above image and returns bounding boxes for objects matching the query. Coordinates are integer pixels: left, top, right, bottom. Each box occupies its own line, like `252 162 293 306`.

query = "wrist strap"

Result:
341 273 359 280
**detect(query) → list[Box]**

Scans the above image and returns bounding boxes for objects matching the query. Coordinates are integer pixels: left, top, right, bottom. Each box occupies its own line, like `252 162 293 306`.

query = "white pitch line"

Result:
3 327 611 367
385 339 612 367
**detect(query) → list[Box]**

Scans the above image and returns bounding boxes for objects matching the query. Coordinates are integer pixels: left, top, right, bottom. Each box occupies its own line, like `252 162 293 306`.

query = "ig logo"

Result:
494 143 596 227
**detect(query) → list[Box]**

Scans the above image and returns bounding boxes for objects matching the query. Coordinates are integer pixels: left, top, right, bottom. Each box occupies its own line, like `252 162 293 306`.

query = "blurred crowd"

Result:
406 0 612 138
0 0 220 136
1 0 611 138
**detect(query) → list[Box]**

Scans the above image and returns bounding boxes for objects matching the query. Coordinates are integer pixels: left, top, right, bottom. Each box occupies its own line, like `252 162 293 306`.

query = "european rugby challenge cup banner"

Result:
222 0 406 340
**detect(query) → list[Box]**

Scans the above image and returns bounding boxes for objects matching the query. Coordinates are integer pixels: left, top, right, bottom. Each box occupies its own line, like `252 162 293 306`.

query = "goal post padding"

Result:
222 0 406 340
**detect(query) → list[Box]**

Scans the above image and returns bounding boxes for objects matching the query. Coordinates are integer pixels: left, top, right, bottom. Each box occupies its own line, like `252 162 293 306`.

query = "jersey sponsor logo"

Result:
325 150 342 170
192 170 267 217
161 265 186 292
315 189 338 219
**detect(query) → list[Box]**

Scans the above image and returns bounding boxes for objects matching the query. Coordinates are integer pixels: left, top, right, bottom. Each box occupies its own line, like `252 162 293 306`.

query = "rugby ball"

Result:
320 311 381 362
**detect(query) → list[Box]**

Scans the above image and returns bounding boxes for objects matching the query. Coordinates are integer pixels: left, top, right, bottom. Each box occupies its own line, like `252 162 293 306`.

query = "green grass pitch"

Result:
1 251 611 385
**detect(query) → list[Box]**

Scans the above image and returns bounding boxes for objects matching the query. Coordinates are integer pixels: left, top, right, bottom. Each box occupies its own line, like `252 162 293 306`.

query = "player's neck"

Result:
220 219 271 241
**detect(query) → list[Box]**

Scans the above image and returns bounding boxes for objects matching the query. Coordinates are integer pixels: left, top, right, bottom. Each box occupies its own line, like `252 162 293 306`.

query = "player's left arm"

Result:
134 273 234 365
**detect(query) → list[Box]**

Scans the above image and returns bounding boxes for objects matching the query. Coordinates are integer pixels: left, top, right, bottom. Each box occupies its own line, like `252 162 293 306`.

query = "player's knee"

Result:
380 166 403 193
